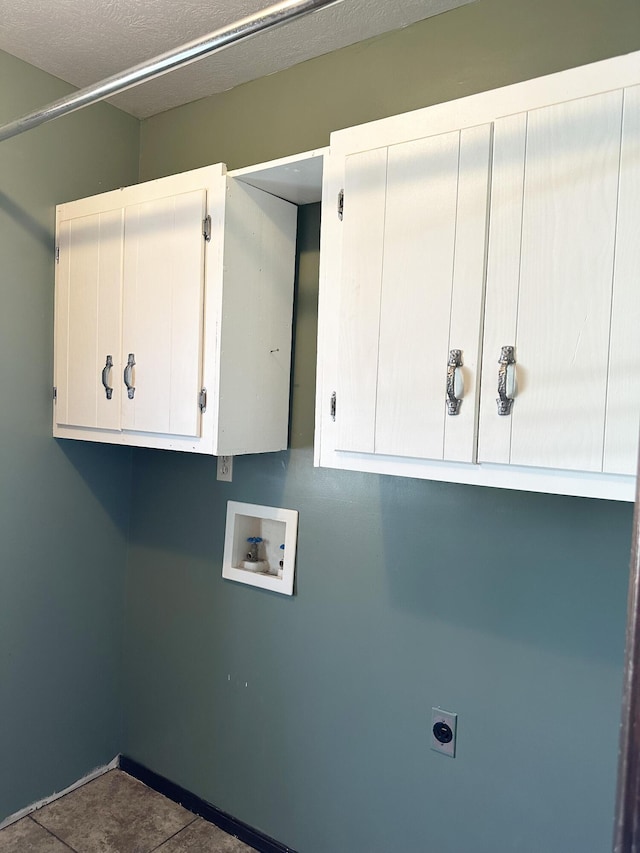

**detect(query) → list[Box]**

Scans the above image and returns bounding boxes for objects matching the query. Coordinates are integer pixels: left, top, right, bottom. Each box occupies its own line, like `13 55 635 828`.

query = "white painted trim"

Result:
0 755 119 830
316 446 635 502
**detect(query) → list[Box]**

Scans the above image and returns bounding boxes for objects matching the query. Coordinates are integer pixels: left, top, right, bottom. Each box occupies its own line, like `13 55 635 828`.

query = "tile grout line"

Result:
28 814 81 853
147 815 200 853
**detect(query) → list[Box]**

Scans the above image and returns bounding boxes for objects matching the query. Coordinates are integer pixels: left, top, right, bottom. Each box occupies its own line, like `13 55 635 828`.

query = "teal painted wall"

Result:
125 1 640 851
3 0 635 847
0 51 139 820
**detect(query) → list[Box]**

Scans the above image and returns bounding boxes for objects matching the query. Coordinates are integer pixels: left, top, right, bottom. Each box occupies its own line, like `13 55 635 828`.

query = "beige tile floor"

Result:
0 770 254 852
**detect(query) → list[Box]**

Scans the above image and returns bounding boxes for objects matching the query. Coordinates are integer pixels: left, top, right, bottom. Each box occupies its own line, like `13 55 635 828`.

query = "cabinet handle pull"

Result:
101 355 113 400
497 346 516 416
446 349 464 415
124 353 136 400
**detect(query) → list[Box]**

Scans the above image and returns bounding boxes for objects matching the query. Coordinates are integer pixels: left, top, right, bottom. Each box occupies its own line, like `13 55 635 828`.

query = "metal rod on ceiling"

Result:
0 0 342 143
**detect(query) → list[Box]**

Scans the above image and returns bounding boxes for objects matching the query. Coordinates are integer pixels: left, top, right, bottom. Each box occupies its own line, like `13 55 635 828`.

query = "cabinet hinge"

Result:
203 215 212 242
337 190 344 221
330 391 336 421
53 386 57 401
199 387 207 413
55 246 60 263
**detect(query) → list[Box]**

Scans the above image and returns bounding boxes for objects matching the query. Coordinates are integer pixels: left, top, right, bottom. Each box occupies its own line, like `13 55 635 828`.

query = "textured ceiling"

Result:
0 0 472 119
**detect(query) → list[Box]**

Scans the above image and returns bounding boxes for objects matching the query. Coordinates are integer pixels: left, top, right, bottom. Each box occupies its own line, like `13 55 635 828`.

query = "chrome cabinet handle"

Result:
124 353 136 400
497 346 516 416
101 355 113 400
446 349 464 415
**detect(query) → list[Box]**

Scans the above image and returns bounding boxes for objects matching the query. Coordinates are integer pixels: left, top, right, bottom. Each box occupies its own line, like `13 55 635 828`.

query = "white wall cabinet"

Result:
315 52 640 500
54 164 297 455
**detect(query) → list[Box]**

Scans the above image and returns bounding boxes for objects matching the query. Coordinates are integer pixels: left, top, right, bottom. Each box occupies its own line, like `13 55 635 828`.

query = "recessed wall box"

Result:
222 501 298 596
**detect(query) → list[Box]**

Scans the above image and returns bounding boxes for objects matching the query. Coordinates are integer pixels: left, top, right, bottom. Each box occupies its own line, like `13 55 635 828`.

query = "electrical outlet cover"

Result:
431 707 457 757
217 455 233 482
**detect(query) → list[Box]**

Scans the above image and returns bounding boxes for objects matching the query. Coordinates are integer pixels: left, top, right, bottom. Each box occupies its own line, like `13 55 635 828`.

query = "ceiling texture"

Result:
0 0 472 119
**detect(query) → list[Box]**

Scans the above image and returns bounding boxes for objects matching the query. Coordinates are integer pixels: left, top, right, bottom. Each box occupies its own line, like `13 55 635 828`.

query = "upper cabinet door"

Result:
478 88 640 473
336 124 491 463
121 189 207 438
55 208 123 432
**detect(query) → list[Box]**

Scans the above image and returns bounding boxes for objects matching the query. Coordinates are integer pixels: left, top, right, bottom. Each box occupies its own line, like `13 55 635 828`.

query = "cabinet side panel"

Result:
216 180 296 455
444 124 492 463
604 84 640 474
335 149 388 454
511 90 622 471
477 113 527 464
375 132 460 460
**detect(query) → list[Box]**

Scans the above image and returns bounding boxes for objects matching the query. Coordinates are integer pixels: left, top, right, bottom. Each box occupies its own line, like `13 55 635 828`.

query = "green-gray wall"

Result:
124 1 640 851
0 51 139 820
139 0 640 178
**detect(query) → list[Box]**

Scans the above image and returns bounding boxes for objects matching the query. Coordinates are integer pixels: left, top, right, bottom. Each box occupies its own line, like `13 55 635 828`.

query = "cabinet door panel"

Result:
336 148 388 453
337 127 491 463
55 210 123 431
480 91 623 472
375 131 461 460
122 189 206 437
375 126 491 461
511 90 622 471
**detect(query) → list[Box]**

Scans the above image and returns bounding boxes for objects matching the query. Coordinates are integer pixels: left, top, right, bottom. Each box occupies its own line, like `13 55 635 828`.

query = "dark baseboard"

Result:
119 755 296 853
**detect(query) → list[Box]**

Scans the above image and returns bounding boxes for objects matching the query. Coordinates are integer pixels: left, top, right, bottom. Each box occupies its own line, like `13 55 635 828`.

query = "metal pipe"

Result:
0 0 342 143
